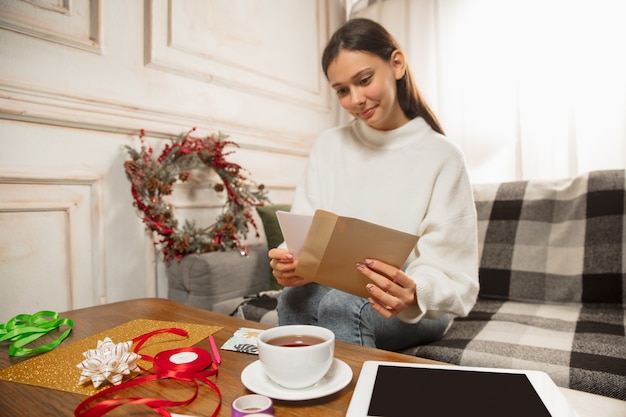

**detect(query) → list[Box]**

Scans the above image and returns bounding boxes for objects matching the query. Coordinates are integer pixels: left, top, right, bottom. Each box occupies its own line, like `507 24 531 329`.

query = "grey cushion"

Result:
166 243 269 311
256 204 291 290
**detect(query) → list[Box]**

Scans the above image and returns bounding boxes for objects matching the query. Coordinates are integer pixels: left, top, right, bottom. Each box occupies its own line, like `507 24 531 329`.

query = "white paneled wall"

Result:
0 0 343 321
0 173 104 315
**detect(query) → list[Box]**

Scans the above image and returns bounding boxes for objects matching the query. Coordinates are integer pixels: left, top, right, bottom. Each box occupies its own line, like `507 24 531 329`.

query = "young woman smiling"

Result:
268 18 479 351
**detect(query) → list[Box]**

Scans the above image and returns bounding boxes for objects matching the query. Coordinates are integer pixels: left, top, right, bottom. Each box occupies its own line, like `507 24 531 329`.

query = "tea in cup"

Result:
257 325 335 389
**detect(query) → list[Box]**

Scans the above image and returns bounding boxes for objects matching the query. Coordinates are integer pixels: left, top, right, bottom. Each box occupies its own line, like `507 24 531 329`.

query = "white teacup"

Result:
257 325 335 389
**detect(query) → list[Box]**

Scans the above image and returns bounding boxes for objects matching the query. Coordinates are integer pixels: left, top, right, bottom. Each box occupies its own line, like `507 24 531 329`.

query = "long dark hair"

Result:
322 18 445 135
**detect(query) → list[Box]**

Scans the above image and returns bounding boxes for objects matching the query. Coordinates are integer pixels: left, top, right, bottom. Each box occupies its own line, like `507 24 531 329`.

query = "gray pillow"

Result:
166 243 269 310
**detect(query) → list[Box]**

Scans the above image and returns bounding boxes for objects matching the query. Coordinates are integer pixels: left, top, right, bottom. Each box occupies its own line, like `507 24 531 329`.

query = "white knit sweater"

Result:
290 117 479 323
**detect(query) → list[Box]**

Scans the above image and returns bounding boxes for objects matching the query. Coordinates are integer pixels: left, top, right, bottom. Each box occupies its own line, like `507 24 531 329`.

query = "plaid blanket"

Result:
409 170 626 400
407 299 626 400
475 169 625 305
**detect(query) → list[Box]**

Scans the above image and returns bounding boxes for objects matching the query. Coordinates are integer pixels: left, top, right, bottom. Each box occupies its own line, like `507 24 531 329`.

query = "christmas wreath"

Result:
124 129 270 262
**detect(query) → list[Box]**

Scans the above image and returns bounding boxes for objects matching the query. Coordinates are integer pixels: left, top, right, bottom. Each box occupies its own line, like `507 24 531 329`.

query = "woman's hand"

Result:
268 248 311 287
356 258 417 318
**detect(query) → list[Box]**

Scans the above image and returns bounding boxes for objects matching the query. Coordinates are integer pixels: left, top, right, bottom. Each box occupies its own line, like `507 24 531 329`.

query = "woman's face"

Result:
327 49 408 131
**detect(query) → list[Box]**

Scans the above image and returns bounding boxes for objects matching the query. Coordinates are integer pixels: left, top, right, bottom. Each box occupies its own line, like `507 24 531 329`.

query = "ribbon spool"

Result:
154 347 216 378
231 394 274 417
241 415 274 417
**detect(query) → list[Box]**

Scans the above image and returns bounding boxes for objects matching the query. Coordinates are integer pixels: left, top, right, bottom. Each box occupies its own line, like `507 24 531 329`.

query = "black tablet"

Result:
346 361 579 417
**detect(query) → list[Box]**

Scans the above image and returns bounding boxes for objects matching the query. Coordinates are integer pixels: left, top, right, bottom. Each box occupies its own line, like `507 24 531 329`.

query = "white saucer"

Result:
241 358 353 401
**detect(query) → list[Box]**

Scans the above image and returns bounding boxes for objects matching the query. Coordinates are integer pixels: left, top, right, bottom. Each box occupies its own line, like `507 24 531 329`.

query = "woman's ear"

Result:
391 50 407 80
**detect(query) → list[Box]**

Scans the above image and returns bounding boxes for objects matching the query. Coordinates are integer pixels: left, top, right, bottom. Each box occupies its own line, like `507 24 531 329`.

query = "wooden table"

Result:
0 298 441 416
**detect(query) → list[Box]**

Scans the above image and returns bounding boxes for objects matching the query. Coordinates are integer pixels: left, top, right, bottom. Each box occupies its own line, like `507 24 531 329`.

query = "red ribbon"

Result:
74 328 221 417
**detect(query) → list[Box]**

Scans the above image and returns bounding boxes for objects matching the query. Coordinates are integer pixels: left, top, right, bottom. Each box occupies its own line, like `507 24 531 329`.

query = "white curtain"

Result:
351 0 626 182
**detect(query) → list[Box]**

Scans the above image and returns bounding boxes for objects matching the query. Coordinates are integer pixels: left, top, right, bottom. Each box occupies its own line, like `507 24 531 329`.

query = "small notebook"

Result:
220 327 263 355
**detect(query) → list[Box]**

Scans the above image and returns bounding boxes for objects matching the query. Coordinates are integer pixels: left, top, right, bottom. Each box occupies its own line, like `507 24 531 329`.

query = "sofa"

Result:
167 169 626 401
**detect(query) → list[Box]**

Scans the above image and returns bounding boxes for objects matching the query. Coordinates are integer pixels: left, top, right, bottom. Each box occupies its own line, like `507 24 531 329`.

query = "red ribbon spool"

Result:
153 347 216 379
74 329 221 417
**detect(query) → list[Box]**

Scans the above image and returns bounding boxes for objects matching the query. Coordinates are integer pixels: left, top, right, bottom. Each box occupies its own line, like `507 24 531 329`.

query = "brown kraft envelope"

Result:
295 209 419 299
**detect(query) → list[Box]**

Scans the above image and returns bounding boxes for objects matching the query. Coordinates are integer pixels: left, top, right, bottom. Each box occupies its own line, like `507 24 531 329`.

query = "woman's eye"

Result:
336 88 348 96
360 75 373 85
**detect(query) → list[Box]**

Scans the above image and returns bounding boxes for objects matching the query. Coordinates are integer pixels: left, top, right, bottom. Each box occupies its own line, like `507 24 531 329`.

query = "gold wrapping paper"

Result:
0 319 221 395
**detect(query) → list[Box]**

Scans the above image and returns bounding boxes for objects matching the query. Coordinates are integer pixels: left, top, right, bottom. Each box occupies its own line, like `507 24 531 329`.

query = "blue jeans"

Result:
277 283 451 350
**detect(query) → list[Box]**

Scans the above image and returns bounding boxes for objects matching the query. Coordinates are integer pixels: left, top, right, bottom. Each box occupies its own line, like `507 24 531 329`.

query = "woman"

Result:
269 18 479 351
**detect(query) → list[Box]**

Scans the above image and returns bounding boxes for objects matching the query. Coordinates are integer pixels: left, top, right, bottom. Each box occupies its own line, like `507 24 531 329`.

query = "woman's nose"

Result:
350 88 365 106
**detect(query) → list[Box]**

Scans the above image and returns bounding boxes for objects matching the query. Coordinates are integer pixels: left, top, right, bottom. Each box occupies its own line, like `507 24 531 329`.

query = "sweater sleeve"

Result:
397 151 480 323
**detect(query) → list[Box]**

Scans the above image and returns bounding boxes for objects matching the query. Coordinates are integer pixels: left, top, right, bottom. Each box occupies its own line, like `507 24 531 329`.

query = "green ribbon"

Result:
0 311 74 356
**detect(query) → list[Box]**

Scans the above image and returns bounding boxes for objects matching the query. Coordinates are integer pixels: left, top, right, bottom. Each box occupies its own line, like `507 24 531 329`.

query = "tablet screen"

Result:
367 365 552 417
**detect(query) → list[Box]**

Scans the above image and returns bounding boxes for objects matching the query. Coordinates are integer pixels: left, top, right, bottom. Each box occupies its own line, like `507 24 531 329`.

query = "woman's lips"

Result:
359 106 377 118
